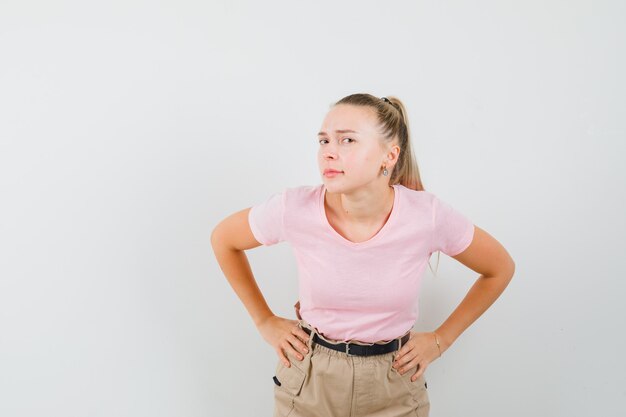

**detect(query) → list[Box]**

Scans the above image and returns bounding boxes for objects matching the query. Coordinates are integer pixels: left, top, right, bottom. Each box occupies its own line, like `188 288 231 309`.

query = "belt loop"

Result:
398 332 406 351
301 320 316 350
345 343 352 356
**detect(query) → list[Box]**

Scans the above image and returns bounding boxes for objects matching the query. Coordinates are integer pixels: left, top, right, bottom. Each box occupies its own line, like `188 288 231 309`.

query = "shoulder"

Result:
396 184 437 206
395 185 445 229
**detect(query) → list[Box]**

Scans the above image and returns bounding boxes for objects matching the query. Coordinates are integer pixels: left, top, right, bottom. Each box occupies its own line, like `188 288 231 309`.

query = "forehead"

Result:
318 104 379 136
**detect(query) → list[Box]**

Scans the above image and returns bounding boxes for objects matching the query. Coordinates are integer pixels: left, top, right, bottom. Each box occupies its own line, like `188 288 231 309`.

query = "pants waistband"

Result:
300 323 410 357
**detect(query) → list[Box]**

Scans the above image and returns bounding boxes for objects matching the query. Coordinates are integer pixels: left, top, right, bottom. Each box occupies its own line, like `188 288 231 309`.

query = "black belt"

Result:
302 326 410 357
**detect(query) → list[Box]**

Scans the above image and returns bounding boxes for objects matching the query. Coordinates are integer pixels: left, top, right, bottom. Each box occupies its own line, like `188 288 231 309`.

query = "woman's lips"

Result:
323 170 343 177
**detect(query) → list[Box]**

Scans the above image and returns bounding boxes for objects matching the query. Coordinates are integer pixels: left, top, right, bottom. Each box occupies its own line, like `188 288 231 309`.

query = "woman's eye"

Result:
318 138 353 144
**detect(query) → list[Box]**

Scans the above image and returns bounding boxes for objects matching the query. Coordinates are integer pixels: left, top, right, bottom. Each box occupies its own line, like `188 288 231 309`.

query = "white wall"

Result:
1 1 624 416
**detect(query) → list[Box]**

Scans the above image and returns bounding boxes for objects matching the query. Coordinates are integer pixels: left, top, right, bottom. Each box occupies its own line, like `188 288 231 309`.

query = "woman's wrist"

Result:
433 328 455 354
254 312 276 329
432 332 442 357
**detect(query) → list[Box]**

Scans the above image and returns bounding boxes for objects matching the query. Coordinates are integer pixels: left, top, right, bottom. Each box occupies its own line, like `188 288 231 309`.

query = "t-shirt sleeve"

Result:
247 190 287 246
431 195 475 256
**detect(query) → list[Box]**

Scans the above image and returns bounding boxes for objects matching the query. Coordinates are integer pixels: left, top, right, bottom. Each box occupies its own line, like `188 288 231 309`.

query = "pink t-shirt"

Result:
248 183 475 343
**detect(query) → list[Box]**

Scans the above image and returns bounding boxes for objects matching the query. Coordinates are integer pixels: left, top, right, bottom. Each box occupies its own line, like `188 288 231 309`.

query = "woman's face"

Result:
317 104 394 193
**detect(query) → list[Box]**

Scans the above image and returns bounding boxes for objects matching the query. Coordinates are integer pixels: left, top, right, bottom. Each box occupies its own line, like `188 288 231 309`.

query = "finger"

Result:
393 355 402 368
292 327 311 347
282 335 304 361
394 346 415 367
393 353 404 368
398 356 416 373
278 351 291 368
395 339 415 362
400 353 424 374
289 326 310 350
411 362 426 382
285 341 305 361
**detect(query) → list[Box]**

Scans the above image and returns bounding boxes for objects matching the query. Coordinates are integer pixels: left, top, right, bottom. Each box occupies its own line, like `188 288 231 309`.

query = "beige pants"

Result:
272 318 430 417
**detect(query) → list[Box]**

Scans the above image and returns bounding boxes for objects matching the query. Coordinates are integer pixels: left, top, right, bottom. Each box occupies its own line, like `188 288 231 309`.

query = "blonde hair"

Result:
332 93 441 277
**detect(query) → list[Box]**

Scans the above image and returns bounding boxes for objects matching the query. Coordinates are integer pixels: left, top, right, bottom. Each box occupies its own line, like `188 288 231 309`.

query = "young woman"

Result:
211 93 515 417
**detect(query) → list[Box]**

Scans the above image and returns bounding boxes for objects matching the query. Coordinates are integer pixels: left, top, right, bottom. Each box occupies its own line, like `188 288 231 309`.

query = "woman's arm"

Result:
211 208 311 366
210 207 275 327
435 225 516 353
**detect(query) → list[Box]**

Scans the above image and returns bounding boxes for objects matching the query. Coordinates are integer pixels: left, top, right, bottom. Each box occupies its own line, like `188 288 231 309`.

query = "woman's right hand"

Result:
257 315 310 367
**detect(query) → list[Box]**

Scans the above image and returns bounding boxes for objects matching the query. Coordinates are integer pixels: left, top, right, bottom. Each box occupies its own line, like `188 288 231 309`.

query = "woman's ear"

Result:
387 144 401 166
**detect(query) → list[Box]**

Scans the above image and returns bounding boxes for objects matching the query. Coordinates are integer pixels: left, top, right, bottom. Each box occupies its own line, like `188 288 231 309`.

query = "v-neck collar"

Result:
318 183 400 248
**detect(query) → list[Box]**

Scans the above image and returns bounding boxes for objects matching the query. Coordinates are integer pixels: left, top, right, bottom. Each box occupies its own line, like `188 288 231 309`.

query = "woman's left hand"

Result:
392 331 442 382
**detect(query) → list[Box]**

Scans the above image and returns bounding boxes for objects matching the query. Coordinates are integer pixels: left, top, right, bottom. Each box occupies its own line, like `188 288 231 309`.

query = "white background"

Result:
1 1 624 416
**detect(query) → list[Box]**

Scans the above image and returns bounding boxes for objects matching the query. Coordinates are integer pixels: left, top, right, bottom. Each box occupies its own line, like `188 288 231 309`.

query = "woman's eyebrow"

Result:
317 129 359 136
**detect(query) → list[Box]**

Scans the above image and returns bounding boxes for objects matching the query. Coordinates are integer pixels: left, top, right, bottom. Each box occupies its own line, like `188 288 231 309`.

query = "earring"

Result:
382 166 388 176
